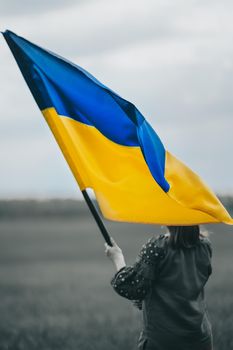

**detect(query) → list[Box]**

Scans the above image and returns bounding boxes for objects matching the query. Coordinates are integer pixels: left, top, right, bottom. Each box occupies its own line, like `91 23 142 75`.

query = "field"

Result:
0 200 233 350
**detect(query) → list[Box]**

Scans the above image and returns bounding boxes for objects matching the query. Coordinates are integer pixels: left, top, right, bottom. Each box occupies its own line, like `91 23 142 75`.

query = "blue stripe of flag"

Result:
3 30 170 192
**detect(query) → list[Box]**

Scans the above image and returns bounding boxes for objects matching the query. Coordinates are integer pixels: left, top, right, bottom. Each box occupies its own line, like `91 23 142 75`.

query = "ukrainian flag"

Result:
3 30 233 225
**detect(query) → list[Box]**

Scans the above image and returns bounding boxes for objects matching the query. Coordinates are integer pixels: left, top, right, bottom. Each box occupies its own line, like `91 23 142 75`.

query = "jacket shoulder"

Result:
151 233 170 247
138 234 167 265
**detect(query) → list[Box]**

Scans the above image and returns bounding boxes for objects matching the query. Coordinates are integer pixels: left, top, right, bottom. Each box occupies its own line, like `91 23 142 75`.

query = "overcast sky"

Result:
0 0 232 199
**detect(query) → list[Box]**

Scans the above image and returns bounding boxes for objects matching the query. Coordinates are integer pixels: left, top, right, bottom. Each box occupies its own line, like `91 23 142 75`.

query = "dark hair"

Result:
167 225 200 249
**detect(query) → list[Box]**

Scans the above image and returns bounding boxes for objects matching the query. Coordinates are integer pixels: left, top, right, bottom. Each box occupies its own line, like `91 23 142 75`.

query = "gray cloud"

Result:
0 0 86 17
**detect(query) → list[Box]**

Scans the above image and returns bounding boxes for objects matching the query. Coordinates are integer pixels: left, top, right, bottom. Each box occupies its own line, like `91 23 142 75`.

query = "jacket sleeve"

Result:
110 236 166 302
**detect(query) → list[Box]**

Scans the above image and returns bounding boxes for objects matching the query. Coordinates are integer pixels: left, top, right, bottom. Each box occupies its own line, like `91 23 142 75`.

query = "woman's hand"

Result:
104 237 126 272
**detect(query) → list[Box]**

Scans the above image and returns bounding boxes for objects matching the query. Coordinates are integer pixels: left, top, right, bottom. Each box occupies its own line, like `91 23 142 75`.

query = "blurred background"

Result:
0 1 233 349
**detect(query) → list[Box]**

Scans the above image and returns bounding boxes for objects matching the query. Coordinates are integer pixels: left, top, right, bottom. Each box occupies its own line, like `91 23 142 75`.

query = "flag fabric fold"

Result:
3 30 233 225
